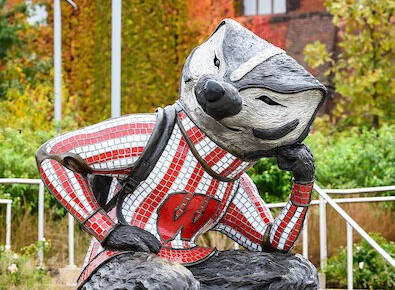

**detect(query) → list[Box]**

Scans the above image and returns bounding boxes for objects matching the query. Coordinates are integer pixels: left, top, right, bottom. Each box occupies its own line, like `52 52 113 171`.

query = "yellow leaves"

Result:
368 69 383 84
1 81 80 134
304 41 333 69
1 83 54 132
307 0 395 127
43 1 201 123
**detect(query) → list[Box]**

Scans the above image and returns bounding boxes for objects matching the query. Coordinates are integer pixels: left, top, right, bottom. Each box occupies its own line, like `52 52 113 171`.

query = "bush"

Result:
247 157 292 203
0 82 79 216
0 128 64 215
0 127 72 216
248 124 394 203
306 124 395 189
323 233 395 289
0 243 52 289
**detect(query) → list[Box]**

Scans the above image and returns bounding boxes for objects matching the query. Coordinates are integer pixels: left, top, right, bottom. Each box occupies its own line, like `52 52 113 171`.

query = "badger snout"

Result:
204 80 225 102
195 76 242 120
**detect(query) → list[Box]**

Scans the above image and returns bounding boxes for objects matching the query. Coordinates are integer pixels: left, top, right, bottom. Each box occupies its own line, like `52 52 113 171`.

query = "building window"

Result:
243 0 286 16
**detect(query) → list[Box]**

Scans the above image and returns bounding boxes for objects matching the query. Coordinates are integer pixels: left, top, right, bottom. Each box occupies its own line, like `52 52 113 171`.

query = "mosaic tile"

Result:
268 182 312 251
39 108 312 283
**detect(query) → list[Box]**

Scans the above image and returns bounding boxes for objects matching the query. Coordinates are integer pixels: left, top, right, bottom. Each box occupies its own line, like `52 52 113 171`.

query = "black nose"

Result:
195 76 242 120
204 80 225 102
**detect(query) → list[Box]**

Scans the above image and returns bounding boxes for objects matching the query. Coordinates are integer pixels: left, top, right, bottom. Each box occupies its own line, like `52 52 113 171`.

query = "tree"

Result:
53 0 236 125
304 0 395 128
0 0 27 98
0 0 53 100
55 0 195 125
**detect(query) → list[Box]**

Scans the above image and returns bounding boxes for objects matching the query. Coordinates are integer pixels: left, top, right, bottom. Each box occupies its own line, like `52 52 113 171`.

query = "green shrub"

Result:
0 128 53 212
0 127 69 217
306 124 395 189
0 243 52 289
248 124 394 202
306 125 395 195
323 233 395 289
247 158 292 203
0 82 79 216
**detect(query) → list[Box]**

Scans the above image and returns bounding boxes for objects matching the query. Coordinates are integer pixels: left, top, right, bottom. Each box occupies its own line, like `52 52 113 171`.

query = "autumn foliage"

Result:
57 0 197 124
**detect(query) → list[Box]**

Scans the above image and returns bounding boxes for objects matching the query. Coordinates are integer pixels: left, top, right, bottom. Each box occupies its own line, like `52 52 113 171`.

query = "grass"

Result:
0 209 91 270
0 244 52 289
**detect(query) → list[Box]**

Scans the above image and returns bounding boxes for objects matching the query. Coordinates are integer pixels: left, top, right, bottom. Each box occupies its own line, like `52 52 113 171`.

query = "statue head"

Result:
179 18 326 160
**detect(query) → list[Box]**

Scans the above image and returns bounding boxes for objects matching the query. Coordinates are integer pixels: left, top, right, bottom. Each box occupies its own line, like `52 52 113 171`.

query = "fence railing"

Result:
0 198 12 251
0 178 78 269
0 178 45 267
267 184 395 290
1 178 394 289
314 184 395 290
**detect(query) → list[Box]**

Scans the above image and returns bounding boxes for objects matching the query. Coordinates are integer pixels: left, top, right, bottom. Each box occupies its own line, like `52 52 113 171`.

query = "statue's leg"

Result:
81 252 200 290
188 250 318 290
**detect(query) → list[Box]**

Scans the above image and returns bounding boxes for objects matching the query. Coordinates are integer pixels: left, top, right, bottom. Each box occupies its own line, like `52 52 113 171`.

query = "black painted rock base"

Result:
81 250 318 290
81 252 200 290
189 250 318 290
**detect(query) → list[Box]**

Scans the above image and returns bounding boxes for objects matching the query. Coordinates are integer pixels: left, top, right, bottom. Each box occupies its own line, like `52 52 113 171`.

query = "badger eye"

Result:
257 95 285 107
214 55 220 69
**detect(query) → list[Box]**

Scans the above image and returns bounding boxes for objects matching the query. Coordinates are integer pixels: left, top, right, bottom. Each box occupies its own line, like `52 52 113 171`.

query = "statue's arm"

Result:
36 116 160 253
262 143 314 253
215 144 314 253
213 174 275 251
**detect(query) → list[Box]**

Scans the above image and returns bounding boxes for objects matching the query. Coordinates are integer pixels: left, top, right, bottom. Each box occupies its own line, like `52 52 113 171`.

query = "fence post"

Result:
37 181 45 267
314 183 395 267
319 194 327 269
302 211 308 259
111 0 122 118
347 223 353 290
5 202 12 251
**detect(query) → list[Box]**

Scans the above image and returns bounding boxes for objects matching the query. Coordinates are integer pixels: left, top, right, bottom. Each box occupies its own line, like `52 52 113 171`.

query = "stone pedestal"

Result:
318 273 326 289
189 250 318 290
55 266 81 287
81 250 318 290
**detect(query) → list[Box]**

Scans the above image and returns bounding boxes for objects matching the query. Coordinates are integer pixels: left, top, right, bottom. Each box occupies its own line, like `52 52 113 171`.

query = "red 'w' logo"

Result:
157 193 220 242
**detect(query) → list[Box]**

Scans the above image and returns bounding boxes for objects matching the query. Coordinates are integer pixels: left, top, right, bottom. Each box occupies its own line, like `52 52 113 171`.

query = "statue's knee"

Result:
81 253 200 290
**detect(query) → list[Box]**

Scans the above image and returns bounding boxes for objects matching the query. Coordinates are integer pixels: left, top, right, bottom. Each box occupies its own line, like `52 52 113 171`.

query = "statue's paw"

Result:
276 143 315 183
102 224 162 254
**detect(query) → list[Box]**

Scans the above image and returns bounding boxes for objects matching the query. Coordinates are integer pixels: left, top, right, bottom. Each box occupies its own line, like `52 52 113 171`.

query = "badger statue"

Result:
36 19 326 289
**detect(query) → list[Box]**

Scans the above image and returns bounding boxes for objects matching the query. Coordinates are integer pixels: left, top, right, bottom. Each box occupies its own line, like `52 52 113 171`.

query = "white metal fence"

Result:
0 178 76 268
267 184 395 290
1 178 394 289
314 184 395 290
0 198 12 251
0 178 45 267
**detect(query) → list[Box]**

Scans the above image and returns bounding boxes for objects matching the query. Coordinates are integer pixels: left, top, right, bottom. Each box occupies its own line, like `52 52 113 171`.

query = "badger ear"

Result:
212 19 227 34
209 18 241 37
210 19 227 36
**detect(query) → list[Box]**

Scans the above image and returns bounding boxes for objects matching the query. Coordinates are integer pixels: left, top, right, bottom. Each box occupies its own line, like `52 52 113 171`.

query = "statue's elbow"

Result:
35 142 48 169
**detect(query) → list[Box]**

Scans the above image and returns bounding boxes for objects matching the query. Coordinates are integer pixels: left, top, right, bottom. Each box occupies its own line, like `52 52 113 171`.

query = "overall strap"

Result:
114 105 177 224
175 113 239 183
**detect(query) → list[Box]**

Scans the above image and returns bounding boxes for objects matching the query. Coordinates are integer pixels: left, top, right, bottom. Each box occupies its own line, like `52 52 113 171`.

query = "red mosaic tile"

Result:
290 182 313 206
220 203 263 245
77 250 120 288
84 210 115 242
158 246 216 265
50 123 154 155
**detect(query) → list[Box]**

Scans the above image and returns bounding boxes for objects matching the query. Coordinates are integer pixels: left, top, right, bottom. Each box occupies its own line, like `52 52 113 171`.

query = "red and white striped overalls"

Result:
37 105 312 286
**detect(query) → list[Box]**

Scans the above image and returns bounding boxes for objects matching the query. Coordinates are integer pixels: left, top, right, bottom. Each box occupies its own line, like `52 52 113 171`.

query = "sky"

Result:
26 0 48 25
